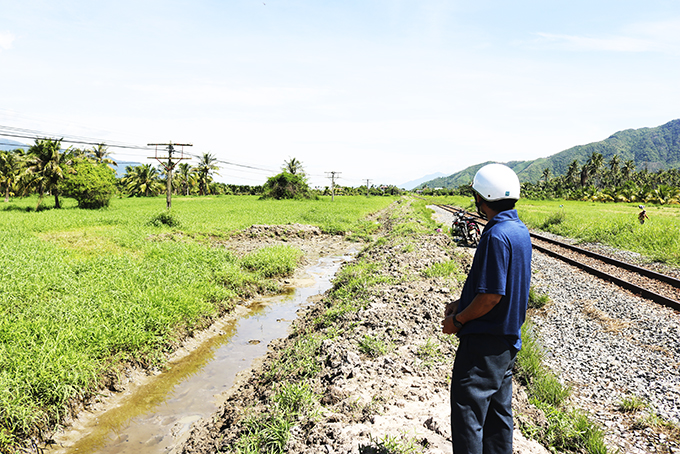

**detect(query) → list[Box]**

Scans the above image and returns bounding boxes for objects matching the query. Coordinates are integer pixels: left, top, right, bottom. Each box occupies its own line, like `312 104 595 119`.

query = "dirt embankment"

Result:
177 201 549 454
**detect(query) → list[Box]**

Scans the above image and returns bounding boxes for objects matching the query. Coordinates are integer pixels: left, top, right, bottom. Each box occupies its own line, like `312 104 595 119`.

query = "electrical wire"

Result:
0 125 373 185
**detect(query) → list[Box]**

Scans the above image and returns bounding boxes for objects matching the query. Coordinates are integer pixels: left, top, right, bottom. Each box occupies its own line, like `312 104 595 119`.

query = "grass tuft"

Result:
147 211 181 227
359 433 424 454
528 286 550 309
617 395 648 413
516 322 608 453
358 334 391 357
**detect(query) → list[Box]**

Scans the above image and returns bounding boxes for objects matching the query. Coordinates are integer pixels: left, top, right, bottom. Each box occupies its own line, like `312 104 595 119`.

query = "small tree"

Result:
121 164 164 197
196 152 219 196
261 172 317 200
62 158 117 208
0 149 25 202
26 138 72 208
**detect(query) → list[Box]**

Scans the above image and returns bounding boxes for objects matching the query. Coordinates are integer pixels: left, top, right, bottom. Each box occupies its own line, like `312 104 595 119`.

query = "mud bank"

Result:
40 226 355 454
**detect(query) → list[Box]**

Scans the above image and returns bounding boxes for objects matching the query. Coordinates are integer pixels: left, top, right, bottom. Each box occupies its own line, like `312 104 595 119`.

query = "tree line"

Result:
521 152 680 204
422 152 680 204
0 138 272 208
0 139 402 209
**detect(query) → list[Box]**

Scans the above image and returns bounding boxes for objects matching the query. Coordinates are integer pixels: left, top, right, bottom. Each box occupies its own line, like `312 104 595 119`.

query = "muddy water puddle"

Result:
47 251 353 454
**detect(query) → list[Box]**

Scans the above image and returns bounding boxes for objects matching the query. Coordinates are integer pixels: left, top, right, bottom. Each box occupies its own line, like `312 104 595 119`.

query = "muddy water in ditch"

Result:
47 251 353 454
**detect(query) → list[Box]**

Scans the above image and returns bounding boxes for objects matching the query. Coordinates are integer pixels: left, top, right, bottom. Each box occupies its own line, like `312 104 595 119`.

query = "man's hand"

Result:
442 314 460 335
445 299 459 317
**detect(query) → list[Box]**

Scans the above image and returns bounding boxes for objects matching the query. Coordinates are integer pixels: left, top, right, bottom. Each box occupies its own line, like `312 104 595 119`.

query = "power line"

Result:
0 124 152 150
0 125 379 187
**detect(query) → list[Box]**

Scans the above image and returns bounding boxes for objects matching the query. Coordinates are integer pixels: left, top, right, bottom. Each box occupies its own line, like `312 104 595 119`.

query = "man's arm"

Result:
442 293 502 334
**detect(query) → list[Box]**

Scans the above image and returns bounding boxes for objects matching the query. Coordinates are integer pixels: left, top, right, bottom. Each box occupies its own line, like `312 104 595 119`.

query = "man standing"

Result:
442 163 532 454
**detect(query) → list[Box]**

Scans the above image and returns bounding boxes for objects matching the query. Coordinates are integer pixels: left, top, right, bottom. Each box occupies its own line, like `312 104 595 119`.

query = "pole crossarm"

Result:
147 141 193 210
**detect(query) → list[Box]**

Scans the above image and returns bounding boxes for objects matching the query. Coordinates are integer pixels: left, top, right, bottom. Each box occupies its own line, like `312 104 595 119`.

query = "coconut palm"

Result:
653 185 680 205
541 167 551 186
196 152 219 196
585 152 604 187
0 149 26 202
176 162 197 195
565 159 580 189
606 154 621 187
25 138 73 208
122 164 164 197
88 143 117 167
282 157 305 176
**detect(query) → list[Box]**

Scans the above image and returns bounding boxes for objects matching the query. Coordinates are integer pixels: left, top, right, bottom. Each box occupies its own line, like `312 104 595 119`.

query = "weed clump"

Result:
358 334 390 357
528 286 550 309
540 211 566 230
147 212 181 228
516 322 608 453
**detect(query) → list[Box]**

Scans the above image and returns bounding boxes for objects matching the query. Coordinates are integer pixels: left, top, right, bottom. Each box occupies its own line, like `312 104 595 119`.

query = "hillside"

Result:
422 119 680 189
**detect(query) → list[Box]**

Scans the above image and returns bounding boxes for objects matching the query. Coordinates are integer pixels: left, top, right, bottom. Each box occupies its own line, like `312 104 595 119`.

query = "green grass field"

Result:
427 195 680 266
0 195 396 450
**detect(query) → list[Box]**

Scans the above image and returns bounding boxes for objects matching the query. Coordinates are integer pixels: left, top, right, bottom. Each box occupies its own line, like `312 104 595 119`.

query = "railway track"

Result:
437 205 680 311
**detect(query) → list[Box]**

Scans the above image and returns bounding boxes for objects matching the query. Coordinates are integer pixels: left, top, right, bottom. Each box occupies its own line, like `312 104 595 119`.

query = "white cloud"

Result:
535 32 655 53
0 31 15 51
535 17 680 55
125 82 332 108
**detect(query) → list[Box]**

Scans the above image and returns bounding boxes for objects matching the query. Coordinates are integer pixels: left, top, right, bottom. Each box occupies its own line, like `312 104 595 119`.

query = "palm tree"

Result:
541 167 551 186
88 143 117 167
586 152 604 187
0 150 26 202
122 164 163 197
607 154 621 187
176 162 197 196
196 152 219 196
654 185 680 205
282 157 305 176
26 138 73 208
621 160 636 183
565 159 580 189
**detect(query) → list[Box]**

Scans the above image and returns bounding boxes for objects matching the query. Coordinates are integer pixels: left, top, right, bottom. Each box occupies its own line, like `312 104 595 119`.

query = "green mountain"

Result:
422 119 680 188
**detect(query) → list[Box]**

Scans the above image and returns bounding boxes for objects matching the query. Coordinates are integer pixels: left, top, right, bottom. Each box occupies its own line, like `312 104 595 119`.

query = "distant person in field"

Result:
638 205 649 224
442 163 532 454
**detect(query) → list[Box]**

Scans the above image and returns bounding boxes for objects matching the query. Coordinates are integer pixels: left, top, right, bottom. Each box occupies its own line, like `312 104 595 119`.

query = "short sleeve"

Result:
473 234 509 296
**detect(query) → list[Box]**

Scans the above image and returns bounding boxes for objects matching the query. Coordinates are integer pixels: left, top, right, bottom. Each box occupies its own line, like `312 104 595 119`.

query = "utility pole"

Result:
365 179 372 197
148 142 192 210
325 171 341 202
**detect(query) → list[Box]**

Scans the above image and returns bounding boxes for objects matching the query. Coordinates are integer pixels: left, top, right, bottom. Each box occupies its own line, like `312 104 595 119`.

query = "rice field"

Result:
0 194 396 450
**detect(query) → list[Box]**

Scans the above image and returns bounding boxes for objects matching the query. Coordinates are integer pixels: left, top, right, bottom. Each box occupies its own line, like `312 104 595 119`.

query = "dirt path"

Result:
176 202 549 454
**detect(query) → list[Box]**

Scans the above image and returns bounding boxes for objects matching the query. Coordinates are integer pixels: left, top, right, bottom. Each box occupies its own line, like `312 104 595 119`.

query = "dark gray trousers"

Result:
450 334 517 454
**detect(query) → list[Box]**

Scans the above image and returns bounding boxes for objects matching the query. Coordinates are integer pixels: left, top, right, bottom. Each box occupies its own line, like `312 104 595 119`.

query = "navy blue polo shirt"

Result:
457 209 532 350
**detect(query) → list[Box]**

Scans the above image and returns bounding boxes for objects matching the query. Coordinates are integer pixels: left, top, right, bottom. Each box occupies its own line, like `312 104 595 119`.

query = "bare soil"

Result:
39 205 549 454
175 204 550 454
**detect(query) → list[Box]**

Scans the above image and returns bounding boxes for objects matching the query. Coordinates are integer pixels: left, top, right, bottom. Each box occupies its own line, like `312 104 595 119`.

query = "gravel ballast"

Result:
431 204 680 453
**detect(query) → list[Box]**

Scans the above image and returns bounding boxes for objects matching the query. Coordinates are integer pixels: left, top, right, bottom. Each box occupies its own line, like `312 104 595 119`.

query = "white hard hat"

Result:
472 163 521 202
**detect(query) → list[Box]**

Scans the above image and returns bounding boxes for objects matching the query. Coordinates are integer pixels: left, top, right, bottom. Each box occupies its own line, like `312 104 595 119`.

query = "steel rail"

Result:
530 242 680 311
437 205 680 312
529 232 680 290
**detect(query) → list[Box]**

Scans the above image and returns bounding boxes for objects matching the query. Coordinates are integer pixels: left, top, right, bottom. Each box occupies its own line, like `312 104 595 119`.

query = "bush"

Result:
260 172 318 200
147 212 181 227
61 159 117 209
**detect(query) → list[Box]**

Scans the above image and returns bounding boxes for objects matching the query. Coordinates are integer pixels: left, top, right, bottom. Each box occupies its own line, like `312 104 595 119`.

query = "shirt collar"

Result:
483 209 519 231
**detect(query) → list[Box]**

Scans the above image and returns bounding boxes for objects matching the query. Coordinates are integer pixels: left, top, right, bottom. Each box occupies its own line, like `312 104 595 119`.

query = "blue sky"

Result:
1 0 679 187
